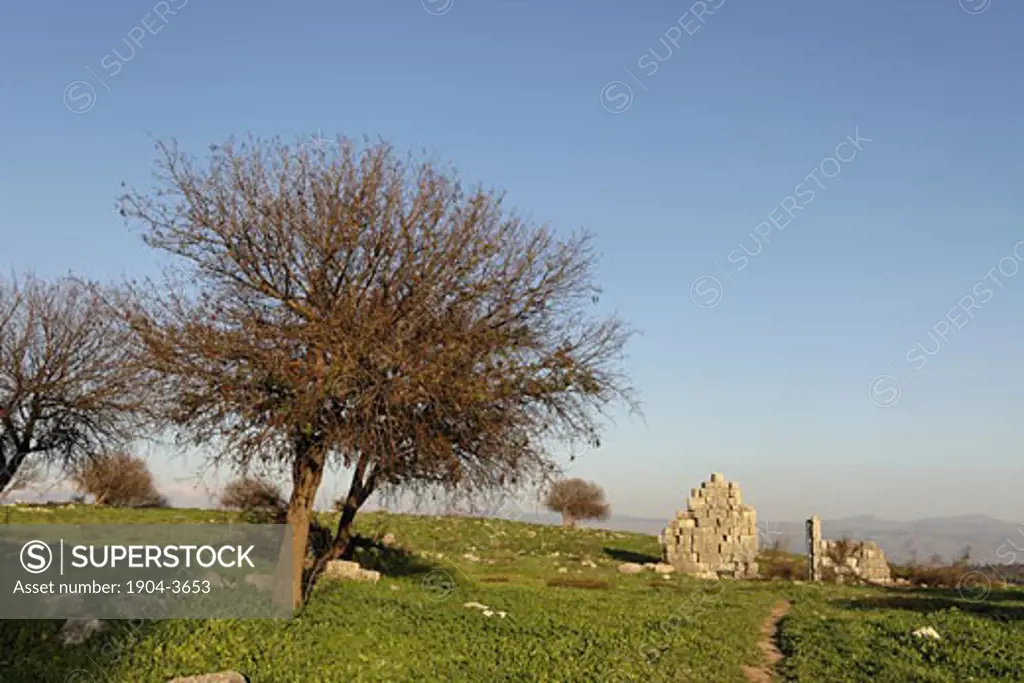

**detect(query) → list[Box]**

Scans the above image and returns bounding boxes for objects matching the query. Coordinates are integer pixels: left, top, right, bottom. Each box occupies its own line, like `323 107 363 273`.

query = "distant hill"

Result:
510 510 1024 566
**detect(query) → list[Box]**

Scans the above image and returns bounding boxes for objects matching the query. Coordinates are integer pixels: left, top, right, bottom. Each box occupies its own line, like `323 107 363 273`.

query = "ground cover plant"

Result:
2 505 1023 682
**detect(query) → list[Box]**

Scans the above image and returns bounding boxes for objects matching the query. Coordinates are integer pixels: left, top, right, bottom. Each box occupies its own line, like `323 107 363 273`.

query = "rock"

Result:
389 585 400 591
463 553 480 562
912 626 941 640
464 602 489 610
662 574 672 580
381 533 396 546
581 559 597 568
695 571 719 581
201 570 225 587
61 618 107 646
322 560 380 583
166 673 247 683
243 573 276 591
557 567 568 574
652 563 676 574
618 563 644 575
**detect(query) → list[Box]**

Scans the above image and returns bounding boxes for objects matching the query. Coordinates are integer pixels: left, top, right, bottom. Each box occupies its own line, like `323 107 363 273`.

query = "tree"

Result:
120 135 636 608
544 478 610 528
220 475 286 511
70 451 168 507
0 274 153 496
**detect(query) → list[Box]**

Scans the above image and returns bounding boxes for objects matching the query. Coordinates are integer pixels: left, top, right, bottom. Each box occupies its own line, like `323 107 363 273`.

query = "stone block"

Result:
167 674 247 683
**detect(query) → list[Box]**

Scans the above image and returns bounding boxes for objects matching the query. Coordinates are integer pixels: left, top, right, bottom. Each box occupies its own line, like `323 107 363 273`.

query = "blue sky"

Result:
2 0 1023 524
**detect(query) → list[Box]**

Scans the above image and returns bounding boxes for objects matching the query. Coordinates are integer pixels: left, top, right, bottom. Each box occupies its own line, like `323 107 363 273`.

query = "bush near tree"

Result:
70 451 168 507
220 475 286 511
544 478 610 528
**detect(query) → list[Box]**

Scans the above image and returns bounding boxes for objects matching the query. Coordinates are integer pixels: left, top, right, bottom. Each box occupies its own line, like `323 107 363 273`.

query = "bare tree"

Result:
120 136 636 607
544 478 610 528
0 274 153 495
70 451 168 507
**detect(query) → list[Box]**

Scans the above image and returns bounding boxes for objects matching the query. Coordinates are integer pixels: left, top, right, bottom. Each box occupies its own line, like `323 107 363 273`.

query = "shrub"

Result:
219 476 285 512
758 538 806 581
70 452 167 507
544 478 611 528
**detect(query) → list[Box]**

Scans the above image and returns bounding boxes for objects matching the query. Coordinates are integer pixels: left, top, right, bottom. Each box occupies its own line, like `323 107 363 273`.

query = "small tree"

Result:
220 475 285 511
0 274 153 496
70 451 167 507
544 478 610 528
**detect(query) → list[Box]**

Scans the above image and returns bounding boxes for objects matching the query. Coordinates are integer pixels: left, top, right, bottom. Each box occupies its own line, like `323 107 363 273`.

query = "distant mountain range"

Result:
513 511 1024 566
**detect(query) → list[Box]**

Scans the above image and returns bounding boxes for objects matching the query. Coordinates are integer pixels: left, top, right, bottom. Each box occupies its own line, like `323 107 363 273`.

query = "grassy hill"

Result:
2 505 1024 682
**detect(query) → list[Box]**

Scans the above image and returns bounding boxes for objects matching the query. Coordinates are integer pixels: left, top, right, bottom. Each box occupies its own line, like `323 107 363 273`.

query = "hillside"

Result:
2 505 1024 682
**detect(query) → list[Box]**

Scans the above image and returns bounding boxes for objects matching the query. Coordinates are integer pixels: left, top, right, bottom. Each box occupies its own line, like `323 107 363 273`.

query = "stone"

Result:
243 573 276 591
201 570 225 588
558 567 568 573
806 519 892 585
618 562 644 574
167 673 247 683
911 626 941 640
652 563 676 574
381 533 396 546
661 473 759 579
61 618 107 646
323 560 380 583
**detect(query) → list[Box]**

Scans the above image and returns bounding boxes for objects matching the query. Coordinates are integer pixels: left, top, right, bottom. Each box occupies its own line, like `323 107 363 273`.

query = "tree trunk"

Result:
285 437 325 610
308 455 377 584
562 514 576 528
0 450 28 496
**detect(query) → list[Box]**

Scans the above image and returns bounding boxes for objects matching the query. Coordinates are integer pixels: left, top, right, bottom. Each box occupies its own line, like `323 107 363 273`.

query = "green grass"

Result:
777 584 1024 682
2 504 1023 682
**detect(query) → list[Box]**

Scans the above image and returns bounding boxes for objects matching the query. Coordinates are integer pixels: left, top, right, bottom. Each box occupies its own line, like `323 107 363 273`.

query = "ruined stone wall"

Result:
659 473 758 579
805 516 892 584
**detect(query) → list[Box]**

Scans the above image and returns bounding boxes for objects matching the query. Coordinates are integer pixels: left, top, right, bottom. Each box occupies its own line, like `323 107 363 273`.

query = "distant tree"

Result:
0 274 154 496
544 478 610 528
70 451 168 507
120 136 636 608
220 475 285 511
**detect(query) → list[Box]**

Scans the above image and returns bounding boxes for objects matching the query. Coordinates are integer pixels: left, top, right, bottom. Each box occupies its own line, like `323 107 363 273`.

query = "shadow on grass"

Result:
833 586 1024 622
602 547 660 565
0 617 172 683
349 535 437 578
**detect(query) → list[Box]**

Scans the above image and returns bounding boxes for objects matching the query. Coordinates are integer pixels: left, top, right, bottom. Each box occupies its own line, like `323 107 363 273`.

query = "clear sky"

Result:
2 0 1023 523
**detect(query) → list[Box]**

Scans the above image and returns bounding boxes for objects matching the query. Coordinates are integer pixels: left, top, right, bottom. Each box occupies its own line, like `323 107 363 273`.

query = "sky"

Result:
2 0 1023 525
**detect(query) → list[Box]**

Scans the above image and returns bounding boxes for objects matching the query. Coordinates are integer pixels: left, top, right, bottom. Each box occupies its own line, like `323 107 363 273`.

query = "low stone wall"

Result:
806 515 892 584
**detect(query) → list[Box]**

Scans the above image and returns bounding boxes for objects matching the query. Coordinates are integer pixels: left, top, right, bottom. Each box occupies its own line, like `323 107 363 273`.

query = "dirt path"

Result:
741 600 791 683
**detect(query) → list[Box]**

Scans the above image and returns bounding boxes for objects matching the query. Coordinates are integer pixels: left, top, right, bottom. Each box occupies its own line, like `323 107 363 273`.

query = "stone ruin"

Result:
806 515 892 584
659 473 759 579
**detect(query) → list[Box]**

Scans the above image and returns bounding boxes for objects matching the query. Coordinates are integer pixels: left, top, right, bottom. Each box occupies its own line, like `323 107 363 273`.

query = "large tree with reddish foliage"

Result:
120 135 636 608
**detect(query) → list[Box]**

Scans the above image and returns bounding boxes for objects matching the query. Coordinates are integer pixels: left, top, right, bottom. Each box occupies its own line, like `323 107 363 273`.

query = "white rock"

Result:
463 602 489 610
61 618 107 646
618 563 644 574
557 567 568 574
912 626 941 640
